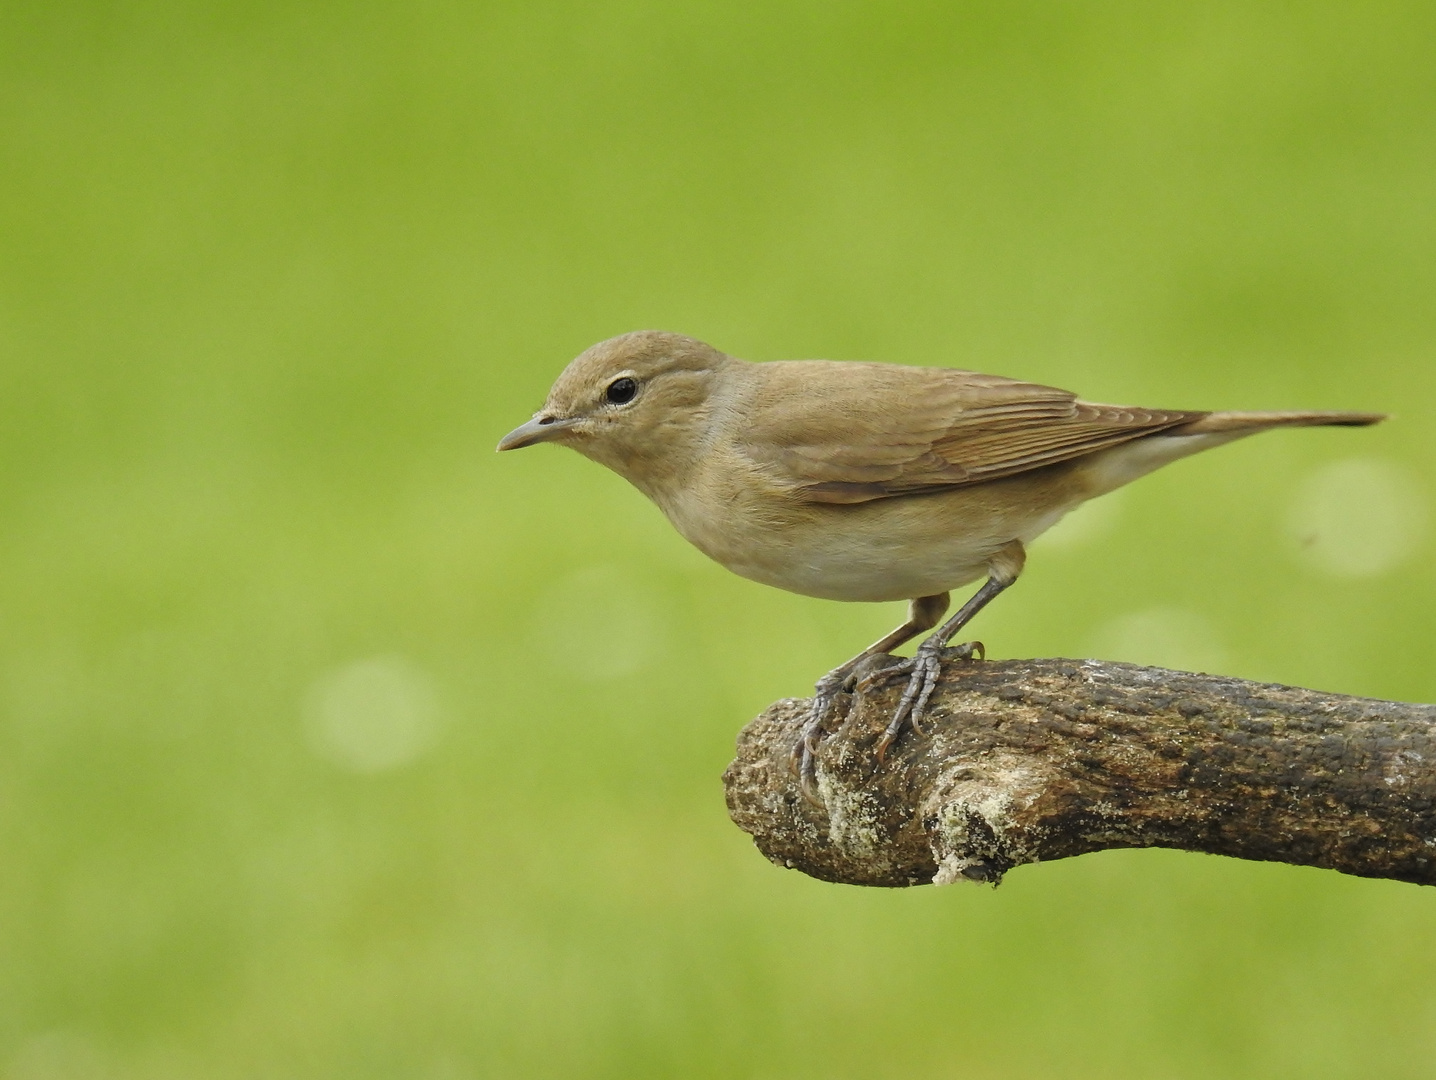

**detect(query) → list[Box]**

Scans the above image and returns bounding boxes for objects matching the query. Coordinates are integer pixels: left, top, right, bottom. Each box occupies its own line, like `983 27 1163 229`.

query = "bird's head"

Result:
498 330 733 494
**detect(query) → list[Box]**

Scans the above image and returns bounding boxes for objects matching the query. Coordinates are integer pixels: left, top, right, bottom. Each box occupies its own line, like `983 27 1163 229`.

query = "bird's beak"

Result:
496 415 579 451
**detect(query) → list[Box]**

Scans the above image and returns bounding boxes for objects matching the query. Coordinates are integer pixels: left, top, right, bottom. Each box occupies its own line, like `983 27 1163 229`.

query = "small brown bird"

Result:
499 331 1384 799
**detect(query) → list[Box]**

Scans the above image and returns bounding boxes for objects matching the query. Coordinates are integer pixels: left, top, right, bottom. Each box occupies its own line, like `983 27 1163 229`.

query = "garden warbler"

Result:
498 331 1384 801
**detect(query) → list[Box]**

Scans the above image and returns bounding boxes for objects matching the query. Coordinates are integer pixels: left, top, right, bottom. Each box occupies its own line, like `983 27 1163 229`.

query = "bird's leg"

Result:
870 541 1026 761
792 592 950 802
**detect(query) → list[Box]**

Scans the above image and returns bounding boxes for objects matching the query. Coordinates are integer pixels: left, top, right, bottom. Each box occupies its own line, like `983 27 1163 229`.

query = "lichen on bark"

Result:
722 656 1436 888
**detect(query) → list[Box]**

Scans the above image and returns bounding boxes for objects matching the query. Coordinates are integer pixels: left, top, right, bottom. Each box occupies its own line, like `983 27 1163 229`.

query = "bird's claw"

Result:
791 641 985 802
871 640 984 761
790 668 857 804
874 649 940 760
790 714 827 805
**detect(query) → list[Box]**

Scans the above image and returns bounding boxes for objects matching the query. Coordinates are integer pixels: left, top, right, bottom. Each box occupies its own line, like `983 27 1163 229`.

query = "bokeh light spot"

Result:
1286 457 1429 579
303 655 443 773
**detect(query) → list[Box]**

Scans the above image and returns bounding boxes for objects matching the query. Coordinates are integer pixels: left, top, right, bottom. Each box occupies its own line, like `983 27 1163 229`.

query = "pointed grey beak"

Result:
497 415 579 451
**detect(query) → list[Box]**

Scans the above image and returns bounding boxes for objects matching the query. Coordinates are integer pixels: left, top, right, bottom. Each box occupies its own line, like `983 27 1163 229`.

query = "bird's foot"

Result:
860 640 984 761
790 667 859 805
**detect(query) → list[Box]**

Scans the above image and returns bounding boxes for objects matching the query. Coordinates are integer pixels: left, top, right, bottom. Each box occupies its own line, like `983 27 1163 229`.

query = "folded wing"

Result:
740 361 1205 504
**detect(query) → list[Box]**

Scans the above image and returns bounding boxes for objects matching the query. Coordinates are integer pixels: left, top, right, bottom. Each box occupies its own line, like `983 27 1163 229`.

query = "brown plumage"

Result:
499 330 1385 800
735 362 1206 502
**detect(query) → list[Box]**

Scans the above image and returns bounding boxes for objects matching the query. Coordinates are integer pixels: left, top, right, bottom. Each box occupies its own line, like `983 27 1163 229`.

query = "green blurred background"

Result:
2 1 1435 1076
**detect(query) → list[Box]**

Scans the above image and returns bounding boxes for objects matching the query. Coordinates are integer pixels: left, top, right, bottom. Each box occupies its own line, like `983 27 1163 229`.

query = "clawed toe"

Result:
789 715 824 805
794 731 822 805
854 656 915 694
787 708 826 780
795 639 989 802
874 640 987 759
790 667 858 803
874 647 941 760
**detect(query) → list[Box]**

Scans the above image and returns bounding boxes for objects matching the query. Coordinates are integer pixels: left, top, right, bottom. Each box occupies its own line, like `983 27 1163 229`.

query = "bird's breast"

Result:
654 480 1013 603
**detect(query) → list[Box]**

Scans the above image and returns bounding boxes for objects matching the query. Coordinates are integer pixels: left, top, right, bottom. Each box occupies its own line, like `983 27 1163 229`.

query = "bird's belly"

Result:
735 535 992 602
661 488 1023 603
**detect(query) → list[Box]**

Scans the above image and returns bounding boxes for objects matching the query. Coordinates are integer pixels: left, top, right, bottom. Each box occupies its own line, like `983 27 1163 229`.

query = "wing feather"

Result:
737 361 1205 504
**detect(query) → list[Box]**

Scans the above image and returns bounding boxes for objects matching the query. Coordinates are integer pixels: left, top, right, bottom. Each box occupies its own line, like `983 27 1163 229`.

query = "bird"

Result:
498 330 1385 801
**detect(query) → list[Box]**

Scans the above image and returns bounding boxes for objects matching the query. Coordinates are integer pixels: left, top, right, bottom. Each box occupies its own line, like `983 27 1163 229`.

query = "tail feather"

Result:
1077 408 1386 498
1173 410 1386 435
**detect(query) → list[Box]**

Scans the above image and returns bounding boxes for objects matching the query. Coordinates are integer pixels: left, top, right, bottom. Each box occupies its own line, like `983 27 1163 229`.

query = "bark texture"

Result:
722 655 1436 888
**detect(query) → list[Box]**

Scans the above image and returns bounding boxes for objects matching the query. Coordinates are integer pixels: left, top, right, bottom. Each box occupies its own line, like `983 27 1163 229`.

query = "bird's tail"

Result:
1076 409 1386 498
1171 410 1386 435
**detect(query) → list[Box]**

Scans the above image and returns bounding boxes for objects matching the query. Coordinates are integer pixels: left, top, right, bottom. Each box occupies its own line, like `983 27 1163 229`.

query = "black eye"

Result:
605 377 638 404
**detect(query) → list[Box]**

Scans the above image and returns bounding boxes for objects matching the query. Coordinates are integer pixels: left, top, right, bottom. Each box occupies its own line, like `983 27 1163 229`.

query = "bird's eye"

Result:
605 377 638 404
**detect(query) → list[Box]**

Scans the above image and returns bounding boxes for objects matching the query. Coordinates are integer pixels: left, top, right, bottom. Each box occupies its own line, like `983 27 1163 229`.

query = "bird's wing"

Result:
739 361 1206 505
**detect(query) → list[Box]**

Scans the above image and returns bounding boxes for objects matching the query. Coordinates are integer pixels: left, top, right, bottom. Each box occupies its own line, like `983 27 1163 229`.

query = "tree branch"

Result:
722 655 1436 888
